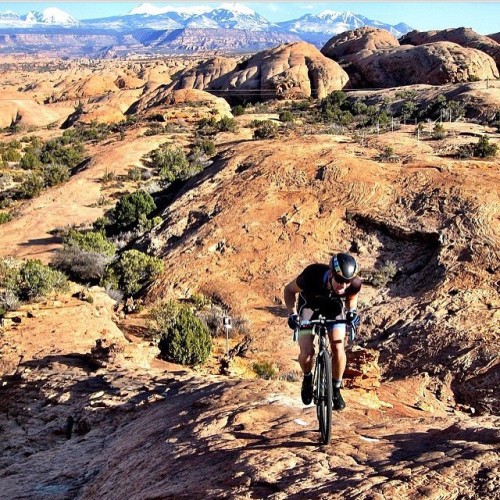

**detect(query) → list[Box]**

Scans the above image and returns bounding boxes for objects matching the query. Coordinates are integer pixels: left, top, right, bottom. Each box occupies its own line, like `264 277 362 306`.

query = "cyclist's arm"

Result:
345 292 359 312
284 279 302 315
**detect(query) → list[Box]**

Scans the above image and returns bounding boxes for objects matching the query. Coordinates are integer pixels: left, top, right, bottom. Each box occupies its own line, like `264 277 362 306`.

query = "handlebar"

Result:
293 316 356 342
299 318 348 328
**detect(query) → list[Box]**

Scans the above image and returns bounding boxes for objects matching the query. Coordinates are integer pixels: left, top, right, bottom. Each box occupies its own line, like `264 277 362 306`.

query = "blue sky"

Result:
1 2 499 34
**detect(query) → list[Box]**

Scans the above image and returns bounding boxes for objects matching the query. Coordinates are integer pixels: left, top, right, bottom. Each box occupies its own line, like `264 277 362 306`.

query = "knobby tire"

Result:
316 350 333 445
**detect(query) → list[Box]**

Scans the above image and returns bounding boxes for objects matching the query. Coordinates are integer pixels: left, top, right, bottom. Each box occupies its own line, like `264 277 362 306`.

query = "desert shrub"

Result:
42 164 70 187
0 212 11 224
323 90 347 108
127 166 142 182
113 190 156 230
473 135 498 158
0 289 20 315
348 99 369 116
232 105 246 116
145 145 191 183
2 148 21 162
0 257 20 293
144 124 165 136
19 173 44 198
400 100 418 121
20 151 42 170
252 360 278 380
16 259 68 300
377 146 398 162
103 249 163 296
456 136 498 159
196 303 250 337
456 143 475 159
371 261 398 287
52 229 116 282
253 120 278 140
40 139 85 168
52 247 113 282
216 116 238 133
61 229 116 257
149 300 212 365
193 138 216 157
432 123 446 140
189 292 212 309
279 110 294 123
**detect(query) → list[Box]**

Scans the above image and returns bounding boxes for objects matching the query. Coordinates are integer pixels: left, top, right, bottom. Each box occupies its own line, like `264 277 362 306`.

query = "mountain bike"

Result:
294 316 355 445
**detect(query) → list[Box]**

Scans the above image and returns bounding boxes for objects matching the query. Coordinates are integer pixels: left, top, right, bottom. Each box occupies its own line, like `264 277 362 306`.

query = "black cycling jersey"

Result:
296 263 362 318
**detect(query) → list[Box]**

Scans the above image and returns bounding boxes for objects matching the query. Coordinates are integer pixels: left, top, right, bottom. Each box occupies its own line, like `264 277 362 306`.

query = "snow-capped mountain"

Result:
0 10 20 20
279 10 408 38
0 7 79 27
128 3 211 17
0 4 413 56
185 5 276 30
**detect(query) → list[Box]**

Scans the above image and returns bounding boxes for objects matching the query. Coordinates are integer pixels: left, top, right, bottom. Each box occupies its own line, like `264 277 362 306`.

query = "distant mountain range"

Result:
0 4 414 56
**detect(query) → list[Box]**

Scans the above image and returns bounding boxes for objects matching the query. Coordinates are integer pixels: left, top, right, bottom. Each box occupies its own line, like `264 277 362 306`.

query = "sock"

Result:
333 379 342 389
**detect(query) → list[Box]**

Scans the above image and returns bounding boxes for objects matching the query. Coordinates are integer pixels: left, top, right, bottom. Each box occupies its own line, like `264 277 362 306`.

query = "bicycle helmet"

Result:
330 253 359 282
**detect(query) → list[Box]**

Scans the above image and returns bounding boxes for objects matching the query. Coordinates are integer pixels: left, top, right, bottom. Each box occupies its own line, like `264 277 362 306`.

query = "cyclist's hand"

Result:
346 311 360 328
287 313 300 330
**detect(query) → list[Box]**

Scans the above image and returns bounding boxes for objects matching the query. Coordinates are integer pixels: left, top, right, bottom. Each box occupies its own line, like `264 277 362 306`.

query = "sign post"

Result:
223 316 232 357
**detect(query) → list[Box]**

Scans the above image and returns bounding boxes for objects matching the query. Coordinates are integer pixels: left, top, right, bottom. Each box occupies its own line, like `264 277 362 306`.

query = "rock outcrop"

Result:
321 26 400 61
341 41 499 88
488 32 500 44
172 57 238 91
400 27 500 71
208 41 349 101
0 91 64 128
128 88 232 121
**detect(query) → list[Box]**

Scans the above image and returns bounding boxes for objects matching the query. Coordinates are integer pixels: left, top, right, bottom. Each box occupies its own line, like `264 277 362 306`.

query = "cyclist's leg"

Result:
327 307 347 410
328 322 346 382
297 307 315 374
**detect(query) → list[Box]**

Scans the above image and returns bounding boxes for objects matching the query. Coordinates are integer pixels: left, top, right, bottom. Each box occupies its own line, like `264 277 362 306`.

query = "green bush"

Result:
19 173 44 199
2 148 22 162
150 300 212 365
145 145 191 183
0 212 11 224
279 110 294 123
253 360 278 380
20 151 42 170
64 230 116 256
216 116 238 133
17 260 68 300
371 261 398 287
432 123 446 140
232 105 246 116
253 120 278 140
42 164 70 187
113 190 156 230
473 135 498 158
40 139 85 168
103 249 163 296
193 139 216 157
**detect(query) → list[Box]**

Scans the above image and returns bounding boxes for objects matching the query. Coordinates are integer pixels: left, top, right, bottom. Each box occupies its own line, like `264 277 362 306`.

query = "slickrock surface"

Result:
209 42 349 100
400 27 500 71
321 26 400 61
130 88 233 120
339 42 499 88
0 296 498 499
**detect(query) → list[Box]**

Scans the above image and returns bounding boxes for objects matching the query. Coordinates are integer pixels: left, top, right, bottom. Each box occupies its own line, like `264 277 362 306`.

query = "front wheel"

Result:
315 350 333 445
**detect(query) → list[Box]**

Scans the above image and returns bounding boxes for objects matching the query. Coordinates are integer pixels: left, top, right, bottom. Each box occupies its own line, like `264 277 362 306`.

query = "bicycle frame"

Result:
294 316 353 445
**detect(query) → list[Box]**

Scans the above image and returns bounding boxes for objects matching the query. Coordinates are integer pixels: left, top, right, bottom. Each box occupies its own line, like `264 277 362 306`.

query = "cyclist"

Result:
284 252 361 410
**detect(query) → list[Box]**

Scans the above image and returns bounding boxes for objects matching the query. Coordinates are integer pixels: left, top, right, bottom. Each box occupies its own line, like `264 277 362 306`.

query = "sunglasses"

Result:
331 273 352 285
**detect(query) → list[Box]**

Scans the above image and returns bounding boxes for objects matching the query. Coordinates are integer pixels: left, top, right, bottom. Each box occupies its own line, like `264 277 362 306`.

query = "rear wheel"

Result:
316 350 333 444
